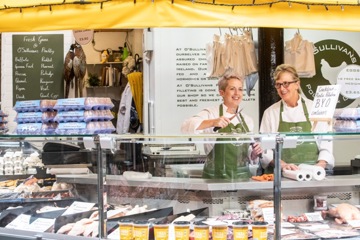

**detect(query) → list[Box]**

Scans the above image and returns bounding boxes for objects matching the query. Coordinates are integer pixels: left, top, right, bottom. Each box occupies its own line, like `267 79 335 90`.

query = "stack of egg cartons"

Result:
14 100 57 135
3 152 14 175
12 151 24 175
54 97 115 135
2 151 27 175
0 110 9 134
333 108 360 132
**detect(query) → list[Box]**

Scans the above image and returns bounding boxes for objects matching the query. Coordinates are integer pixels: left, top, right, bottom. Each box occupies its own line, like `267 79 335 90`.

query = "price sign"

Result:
309 85 341 131
73 30 94 45
337 64 360 99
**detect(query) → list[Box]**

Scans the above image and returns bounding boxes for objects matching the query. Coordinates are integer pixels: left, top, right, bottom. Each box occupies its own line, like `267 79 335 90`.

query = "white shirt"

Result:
181 104 259 165
260 97 334 169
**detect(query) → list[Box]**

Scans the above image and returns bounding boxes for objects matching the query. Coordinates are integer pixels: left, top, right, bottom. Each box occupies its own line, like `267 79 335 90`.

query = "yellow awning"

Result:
0 0 359 32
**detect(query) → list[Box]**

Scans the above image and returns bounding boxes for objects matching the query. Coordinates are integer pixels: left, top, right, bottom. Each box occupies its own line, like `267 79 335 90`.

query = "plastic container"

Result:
119 219 133 240
193 221 209 240
153 222 169 240
173 221 190 240
252 221 268 240
314 195 327 211
211 224 228 240
133 220 149 240
232 221 249 240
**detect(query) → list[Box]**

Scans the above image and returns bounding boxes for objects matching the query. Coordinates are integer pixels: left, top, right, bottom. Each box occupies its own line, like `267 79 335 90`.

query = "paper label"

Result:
56 98 85 106
262 207 275 224
61 201 96 216
304 212 324 222
309 85 341 120
5 214 55 232
348 220 360 228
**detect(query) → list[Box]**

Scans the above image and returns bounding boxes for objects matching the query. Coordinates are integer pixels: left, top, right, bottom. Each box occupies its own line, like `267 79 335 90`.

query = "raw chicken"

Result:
67 218 94 236
57 223 75 234
323 203 360 224
83 221 98 237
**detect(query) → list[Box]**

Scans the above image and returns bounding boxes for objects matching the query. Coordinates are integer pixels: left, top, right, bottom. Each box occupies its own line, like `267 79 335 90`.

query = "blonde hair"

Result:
273 64 300 82
218 75 243 91
273 64 301 93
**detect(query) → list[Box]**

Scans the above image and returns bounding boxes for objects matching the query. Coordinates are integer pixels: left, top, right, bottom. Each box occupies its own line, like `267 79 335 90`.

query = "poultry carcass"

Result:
63 44 75 98
322 203 360 224
320 59 347 85
73 43 87 97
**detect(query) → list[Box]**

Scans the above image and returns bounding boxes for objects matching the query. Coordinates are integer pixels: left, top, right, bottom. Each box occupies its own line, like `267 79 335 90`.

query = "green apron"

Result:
202 105 251 180
266 98 318 173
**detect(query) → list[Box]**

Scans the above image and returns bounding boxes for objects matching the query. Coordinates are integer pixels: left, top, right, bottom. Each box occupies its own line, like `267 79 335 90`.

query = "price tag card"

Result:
61 201 96 216
304 212 324 222
337 65 360 99
25 218 55 232
6 214 56 232
262 207 275 224
309 85 341 121
5 214 30 230
347 220 360 228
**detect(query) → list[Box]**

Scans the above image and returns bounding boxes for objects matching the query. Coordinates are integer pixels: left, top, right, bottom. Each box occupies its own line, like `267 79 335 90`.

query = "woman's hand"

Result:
212 116 231 129
250 142 263 160
281 163 299 171
316 160 327 169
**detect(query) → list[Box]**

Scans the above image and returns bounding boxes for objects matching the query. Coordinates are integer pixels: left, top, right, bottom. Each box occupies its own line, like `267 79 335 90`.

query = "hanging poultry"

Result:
63 44 76 98
73 43 87 97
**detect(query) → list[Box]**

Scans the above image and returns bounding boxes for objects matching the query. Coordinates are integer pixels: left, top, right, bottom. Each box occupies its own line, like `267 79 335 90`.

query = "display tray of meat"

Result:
25 189 74 200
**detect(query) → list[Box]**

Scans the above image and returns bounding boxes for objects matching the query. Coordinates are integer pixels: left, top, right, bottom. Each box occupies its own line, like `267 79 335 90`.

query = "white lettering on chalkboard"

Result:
12 34 64 103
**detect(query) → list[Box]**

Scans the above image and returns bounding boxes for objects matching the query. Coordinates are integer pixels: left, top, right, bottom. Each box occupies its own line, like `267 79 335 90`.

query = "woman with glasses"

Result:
260 64 334 172
181 75 263 180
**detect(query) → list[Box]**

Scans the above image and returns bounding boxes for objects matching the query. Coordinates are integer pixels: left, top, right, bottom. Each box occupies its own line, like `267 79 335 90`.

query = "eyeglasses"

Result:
274 80 298 89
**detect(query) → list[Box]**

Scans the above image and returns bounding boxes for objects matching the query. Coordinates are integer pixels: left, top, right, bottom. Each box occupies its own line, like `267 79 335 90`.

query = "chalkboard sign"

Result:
12 34 64 105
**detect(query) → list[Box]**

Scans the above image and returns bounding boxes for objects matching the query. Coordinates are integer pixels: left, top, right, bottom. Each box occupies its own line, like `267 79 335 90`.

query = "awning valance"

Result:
0 0 359 32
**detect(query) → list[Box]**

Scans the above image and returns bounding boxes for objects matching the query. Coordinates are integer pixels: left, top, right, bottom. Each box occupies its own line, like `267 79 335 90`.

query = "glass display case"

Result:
0 133 360 239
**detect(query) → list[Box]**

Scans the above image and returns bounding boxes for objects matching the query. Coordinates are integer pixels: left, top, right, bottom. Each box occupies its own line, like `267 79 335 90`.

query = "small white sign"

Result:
309 85 341 121
73 30 94 45
5 214 55 232
337 64 360 99
61 201 96 216
304 212 324 222
261 207 275 224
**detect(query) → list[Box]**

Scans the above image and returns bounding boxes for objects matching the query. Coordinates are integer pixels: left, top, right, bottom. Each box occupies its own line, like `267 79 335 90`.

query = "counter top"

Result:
56 174 360 192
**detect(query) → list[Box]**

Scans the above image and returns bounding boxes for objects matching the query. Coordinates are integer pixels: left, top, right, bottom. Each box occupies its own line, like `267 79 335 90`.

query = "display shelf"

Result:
1 133 360 239
56 174 360 192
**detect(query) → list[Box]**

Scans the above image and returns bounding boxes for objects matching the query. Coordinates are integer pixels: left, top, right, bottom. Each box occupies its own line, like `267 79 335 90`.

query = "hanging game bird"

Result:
73 43 87 98
63 44 75 98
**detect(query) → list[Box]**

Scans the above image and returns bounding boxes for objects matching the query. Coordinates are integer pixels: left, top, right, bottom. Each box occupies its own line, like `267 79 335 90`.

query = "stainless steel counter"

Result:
57 174 360 192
